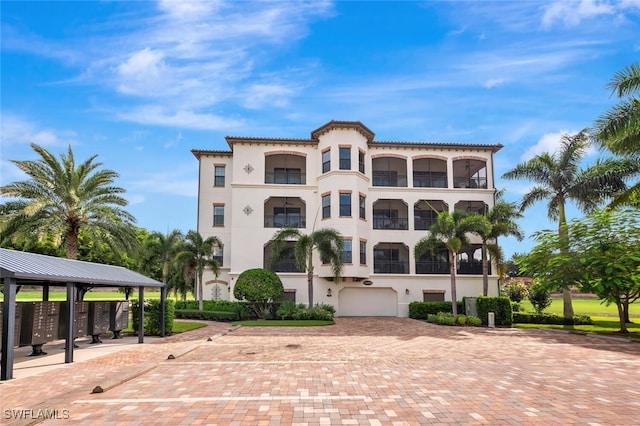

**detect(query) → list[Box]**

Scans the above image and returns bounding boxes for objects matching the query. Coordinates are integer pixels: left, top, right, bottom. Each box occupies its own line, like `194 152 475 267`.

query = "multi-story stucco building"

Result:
191 121 502 317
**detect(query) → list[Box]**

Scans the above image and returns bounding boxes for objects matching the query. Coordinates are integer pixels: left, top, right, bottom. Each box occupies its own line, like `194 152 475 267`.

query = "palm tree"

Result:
594 61 640 207
268 227 343 307
414 210 480 317
502 130 634 318
1 143 138 259
469 196 525 296
143 229 184 297
176 230 221 311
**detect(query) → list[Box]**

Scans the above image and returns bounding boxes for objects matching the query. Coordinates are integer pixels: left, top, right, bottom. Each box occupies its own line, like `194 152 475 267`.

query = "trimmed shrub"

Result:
131 299 174 335
528 281 552 314
456 314 467 326
275 300 334 321
502 280 528 303
174 309 237 321
466 316 482 326
233 268 284 319
513 312 593 325
408 301 465 319
173 300 247 320
476 296 513 326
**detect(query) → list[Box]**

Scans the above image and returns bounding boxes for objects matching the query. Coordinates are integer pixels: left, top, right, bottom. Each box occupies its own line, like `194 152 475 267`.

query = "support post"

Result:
43 285 49 301
1 278 17 381
138 287 144 344
160 286 166 337
65 283 76 364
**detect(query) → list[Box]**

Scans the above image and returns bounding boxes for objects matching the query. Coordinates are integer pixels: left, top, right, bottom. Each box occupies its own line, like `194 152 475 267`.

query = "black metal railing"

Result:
414 217 437 230
373 261 409 274
264 215 306 228
373 217 409 230
413 172 447 188
453 177 487 189
416 261 450 274
265 171 306 185
372 172 408 187
457 261 485 275
264 258 302 273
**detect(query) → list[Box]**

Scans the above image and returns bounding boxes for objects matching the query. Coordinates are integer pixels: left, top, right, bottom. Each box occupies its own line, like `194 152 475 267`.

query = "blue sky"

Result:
2 0 639 258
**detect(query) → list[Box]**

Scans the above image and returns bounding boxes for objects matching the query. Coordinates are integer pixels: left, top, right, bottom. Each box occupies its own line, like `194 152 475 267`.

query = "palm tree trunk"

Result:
66 229 79 260
198 271 204 311
558 201 575 319
307 270 314 307
449 250 458 317
481 243 488 297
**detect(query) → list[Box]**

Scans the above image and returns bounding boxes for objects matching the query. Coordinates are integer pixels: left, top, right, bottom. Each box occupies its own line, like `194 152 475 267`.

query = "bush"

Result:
233 268 284 319
502 279 528 303
275 301 334 321
528 281 552 314
408 301 465 319
513 312 593 325
174 309 237 321
456 314 467 326
466 316 482 326
476 296 513 326
131 299 175 335
173 300 248 320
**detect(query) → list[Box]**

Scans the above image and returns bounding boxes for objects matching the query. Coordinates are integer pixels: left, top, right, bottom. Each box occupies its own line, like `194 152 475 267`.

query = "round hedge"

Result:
233 268 284 303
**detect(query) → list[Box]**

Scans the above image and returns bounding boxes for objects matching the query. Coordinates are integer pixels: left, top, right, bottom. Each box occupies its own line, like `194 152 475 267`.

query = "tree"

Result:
414 210 481 317
502 130 634 319
176 230 220 311
1 143 138 259
528 280 552 314
594 62 640 207
268 228 343 307
233 268 284 319
469 197 524 296
521 208 640 332
142 229 184 297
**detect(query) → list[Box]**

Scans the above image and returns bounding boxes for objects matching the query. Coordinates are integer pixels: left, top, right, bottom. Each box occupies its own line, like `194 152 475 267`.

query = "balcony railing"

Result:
457 261 485 275
416 261 450 274
413 172 447 188
414 217 437 230
372 172 408 187
373 217 409 230
373 261 409 274
265 171 306 185
264 215 306 228
264 258 302 273
453 177 487 189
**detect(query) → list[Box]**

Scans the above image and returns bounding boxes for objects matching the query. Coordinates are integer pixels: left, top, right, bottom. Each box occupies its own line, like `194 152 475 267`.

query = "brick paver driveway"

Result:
2 318 639 425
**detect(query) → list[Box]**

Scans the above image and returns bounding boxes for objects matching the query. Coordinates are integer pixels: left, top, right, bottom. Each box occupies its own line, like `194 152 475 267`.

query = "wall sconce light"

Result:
405 288 410 295
327 288 332 297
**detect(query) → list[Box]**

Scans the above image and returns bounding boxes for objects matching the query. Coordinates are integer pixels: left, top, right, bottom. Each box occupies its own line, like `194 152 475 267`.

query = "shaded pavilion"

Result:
0 248 165 381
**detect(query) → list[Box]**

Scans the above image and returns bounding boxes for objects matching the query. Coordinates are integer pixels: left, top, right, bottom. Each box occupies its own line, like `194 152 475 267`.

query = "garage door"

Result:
339 287 397 316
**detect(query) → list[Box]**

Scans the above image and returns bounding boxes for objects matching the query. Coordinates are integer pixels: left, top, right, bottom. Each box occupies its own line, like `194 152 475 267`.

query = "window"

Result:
339 193 351 217
322 149 331 173
213 205 224 226
359 150 365 174
339 147 351 170
360 240 366 265
273 207 302 228
214 166 225 187
342 239 352 263
322 194 331 219
212 245 223 266
359 195 366 219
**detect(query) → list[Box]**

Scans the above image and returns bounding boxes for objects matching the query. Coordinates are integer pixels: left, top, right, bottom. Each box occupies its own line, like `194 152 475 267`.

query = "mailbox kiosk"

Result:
19 302 60 356
109 301 129 339
88 301 111 343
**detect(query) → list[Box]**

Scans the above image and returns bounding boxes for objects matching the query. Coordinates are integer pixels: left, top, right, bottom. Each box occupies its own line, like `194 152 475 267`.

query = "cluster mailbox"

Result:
88 301 111 343
58 301 89 341
19 302 60 356
109 301 129 339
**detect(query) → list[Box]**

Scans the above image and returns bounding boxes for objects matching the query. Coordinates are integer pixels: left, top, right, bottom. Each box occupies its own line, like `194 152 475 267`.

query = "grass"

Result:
519 297 640 318
515 316 640 341
172 321 208 333
233 320 334 327
1 288 168 302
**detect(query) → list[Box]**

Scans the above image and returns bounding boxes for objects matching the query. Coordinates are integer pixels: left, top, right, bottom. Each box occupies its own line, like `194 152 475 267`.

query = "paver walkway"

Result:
1 318 639 425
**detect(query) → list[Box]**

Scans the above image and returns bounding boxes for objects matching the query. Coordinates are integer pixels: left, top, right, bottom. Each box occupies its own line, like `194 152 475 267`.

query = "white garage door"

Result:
339 288 397 316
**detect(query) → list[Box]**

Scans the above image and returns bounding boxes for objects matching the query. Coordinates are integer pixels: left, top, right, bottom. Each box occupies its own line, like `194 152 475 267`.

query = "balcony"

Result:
373 199 408 230
264 197 306 229
457 261 484 275
265 154 306 185
373 216 409 230
264 258 302 273
373 243 409 274
414 200 447 230
453 159 487 189
372 157 408 187
413 158 447 188
264 215 306 228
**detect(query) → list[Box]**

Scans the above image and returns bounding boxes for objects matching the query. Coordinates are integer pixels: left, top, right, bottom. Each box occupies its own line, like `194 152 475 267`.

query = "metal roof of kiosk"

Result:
1 248 166 381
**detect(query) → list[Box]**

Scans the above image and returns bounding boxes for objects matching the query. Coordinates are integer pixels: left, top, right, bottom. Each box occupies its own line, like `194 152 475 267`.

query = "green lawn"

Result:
0 288 167 302
519 297 640 318
233 320 335 327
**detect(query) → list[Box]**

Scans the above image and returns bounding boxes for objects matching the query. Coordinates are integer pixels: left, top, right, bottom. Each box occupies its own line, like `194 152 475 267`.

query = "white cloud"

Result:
242 83 295 109
116 105 244 130
0 114 76 147
520 130 596 161
484 78 505 88
542 0 616 28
